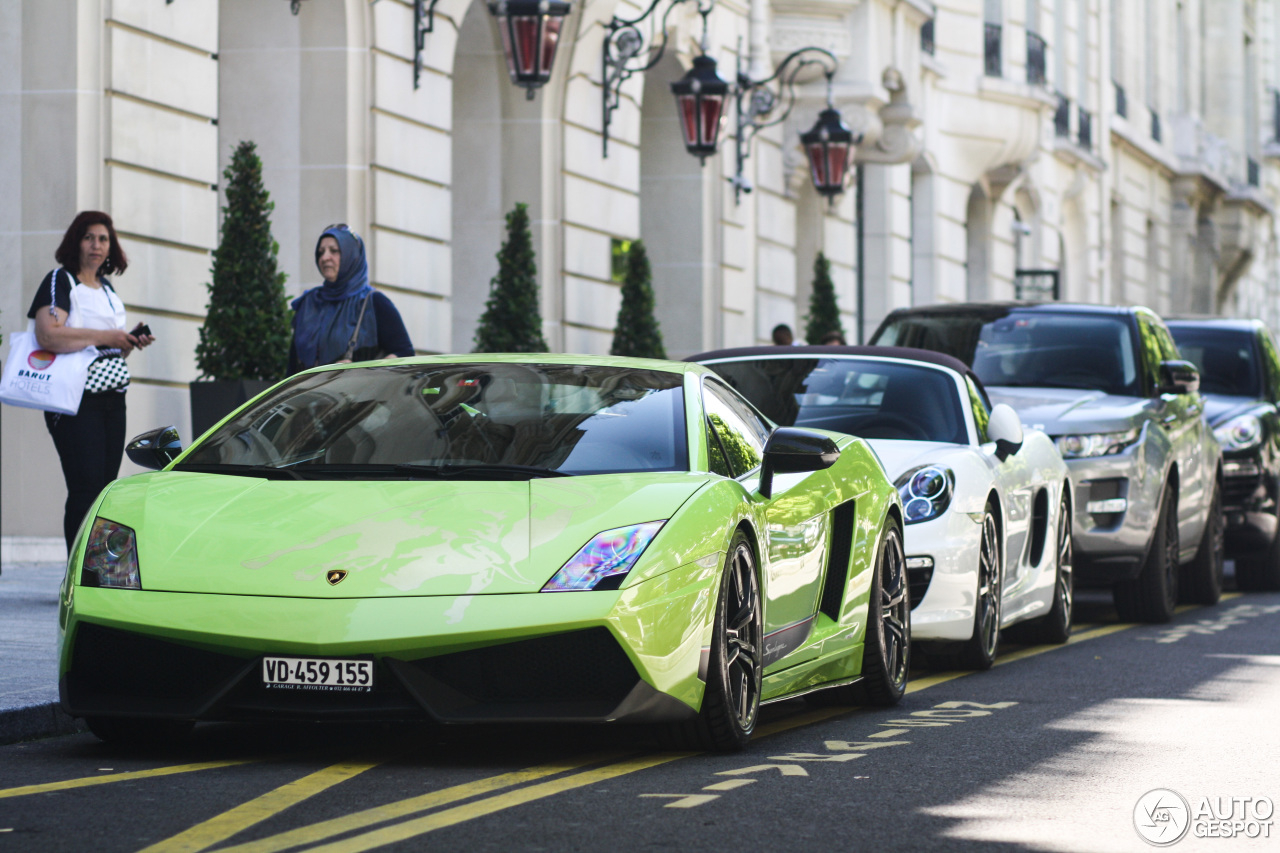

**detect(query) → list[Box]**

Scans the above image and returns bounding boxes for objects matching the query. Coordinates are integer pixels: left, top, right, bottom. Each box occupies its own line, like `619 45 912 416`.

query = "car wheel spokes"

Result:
724 545 760 728
880 531 909 684
978 514 1001 656
1058 504 1073 622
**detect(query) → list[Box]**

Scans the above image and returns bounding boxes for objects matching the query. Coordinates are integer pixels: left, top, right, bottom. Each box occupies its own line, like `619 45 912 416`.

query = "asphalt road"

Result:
3 589 1279 853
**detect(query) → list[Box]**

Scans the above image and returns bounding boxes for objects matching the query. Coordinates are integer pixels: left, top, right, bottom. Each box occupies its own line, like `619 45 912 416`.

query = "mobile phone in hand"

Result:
131 323 152 337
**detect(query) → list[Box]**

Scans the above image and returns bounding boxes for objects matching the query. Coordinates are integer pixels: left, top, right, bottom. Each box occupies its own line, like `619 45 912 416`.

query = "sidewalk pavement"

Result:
0 562 86 744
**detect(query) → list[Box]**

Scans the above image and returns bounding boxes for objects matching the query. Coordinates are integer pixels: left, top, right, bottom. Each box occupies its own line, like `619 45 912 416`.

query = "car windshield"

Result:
706 358 968 444
1168 327 1262 397
177 363 688 478
877 311 1140 396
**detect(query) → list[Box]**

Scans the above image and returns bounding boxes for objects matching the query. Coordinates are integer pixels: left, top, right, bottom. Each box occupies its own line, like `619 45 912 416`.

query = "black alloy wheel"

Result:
1180 479 1224 604
1011 489 1074 645
673 530 763 752
1237 516 1280 591
1114 479 1179 623
851 522 910 704
960 506 1003 669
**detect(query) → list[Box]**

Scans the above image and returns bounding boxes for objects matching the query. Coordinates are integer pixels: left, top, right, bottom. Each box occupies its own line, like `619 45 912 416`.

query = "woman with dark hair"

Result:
289 224 413 373
27 210 155 550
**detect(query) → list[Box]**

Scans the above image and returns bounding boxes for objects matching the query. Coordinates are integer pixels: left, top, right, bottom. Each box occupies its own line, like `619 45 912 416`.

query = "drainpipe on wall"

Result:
856 164 865 344
749 0 769 82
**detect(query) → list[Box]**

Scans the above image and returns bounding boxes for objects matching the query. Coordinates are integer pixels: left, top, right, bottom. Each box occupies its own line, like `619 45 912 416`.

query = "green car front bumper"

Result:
59 558 719 725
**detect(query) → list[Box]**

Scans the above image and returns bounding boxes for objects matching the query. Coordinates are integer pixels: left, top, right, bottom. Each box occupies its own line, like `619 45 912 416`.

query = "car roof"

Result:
1164 316 1262 334
881 301 1142 320
687 344 982 386
304 352 713 377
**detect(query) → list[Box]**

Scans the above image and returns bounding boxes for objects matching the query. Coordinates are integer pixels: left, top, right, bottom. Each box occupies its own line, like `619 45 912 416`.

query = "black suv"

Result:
1168 318 1280 590
871 303 1224 622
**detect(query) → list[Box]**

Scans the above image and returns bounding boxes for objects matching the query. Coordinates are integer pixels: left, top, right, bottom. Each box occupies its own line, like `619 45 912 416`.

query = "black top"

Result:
27 268 118 318
287 290 415 375
689 344 980 384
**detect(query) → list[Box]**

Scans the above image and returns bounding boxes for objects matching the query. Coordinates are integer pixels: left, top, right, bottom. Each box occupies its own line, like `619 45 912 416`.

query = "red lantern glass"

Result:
489 0 571 98
670 55 731 162
800 108 856 198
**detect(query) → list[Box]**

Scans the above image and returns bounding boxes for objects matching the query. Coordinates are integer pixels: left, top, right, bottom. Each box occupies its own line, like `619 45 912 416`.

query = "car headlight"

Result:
895 466 954 525
1054 428 1140 458
82 518 140 589
1213 414 1263 452
542 521 666 592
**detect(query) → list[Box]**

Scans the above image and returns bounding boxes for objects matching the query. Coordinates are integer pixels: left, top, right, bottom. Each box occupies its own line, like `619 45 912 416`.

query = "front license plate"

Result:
262 657 374 692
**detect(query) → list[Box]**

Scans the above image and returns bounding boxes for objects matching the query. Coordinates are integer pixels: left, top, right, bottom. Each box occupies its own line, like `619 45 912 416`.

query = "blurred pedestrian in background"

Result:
27 211 155 551
772 324 794 346
289 224 414 373
820 331 846 345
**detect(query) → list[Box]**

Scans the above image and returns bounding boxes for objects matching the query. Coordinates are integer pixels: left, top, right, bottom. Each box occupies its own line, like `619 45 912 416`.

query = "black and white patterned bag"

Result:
84 353 130 394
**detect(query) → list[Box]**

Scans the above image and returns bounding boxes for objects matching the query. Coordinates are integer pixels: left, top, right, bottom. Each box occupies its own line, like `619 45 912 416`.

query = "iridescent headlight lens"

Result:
1213 414 1262 452
1054 428 1140 458
895 466 954 525
82 518 140 589
542 521 667 592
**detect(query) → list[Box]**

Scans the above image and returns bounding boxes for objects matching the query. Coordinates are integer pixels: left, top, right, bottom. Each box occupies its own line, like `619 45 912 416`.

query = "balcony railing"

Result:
1151 110 1162 143
1054 92 1071 138
985 23 1002 77
921 19 935 56
1026 32 1046 86
1248 157 1260 187
1114 82 1127 118
1078 108 1093 150
1015 269 1061 301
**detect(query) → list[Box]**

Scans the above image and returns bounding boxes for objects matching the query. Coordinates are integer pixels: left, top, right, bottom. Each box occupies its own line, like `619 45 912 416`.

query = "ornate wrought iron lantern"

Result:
488 0 572 100
799 80 858 198
670 54 731 162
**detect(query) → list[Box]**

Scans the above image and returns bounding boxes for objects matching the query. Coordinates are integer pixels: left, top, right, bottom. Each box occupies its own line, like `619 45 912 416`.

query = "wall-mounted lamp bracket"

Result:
602 0 715 157
415 0 442 90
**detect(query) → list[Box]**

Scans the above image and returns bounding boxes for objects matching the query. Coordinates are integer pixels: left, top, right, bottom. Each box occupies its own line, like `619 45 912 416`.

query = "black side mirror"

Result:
126 426 183 470
759 427 840 498
1158 360 1200 396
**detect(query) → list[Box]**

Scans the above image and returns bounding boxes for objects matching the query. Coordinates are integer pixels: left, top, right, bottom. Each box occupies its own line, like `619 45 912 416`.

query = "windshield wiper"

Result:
394 463 571 479
172 463 304 480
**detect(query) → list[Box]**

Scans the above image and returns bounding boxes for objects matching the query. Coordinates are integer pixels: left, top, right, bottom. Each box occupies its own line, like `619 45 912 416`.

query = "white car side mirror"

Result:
987 403 1024 462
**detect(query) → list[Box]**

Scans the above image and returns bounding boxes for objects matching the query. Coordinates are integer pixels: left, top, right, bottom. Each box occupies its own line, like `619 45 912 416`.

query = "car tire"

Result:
1179 478 1224 604
1114 479 1179 623
86 716 194 745
817 521 910 707
934 503 1002 671
1010 489 1073 645
1236 526 1280 591
670 530 762 752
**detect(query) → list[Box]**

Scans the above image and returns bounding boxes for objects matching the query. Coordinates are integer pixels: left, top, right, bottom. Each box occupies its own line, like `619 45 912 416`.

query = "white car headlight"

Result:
895 466 954 525
1054 428 1140 459
82 518 141 589
542 521 666 592
1213 414 1263 452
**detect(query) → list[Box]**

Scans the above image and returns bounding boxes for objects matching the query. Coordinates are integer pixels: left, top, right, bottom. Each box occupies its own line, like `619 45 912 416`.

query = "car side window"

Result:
706 427 733 477
703 381 767 478
1153 322 1182 363
1260 330 1280 402
1135 313 1165 395
965 376 991 443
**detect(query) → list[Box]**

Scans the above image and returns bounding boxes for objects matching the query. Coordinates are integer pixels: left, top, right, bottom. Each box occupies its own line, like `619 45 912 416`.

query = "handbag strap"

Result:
340 292 373 361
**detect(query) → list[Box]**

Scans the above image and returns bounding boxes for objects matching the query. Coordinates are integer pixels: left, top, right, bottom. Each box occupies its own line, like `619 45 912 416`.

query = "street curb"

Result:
0 702 86 745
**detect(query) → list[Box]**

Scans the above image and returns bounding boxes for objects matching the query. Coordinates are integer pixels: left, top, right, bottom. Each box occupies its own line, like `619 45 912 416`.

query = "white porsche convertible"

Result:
694 346 1073 669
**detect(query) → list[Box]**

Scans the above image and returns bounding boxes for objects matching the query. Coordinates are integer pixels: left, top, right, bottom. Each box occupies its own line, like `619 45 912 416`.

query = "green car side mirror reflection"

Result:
126 426 183 470
759 427 840 499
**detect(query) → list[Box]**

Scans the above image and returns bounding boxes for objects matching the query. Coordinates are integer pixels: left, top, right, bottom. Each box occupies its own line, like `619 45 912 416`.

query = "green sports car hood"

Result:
96 472 711 597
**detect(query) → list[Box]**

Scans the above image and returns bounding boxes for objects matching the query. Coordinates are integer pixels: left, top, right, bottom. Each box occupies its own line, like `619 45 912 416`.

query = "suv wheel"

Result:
1114 479 1179 623
1179 478 1224 604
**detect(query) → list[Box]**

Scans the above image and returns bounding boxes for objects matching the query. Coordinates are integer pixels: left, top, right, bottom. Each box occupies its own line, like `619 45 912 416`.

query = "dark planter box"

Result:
189 379 276 440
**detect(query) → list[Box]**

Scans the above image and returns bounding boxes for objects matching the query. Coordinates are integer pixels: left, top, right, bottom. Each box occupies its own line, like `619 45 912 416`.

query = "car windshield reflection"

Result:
176 363 688 478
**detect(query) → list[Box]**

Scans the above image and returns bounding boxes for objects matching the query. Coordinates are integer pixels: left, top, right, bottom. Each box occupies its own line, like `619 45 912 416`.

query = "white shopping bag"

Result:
0 323 98 416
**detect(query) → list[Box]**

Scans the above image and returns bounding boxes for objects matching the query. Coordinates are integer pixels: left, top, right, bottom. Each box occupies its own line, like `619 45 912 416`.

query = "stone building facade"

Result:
2 0 1279 552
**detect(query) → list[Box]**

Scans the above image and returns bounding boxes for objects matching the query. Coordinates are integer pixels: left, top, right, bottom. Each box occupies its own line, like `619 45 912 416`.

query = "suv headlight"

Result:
542 521 666 591
1213 414 1263 452
1054 428 1140 458
82 518 140 589
895 466 954 524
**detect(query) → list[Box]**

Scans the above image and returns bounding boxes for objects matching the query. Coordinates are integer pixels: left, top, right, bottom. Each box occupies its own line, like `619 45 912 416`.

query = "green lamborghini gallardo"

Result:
59 355 907 751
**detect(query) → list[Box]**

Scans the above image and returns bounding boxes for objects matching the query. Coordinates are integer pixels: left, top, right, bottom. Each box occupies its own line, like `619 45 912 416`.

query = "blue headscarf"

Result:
292 226 378 369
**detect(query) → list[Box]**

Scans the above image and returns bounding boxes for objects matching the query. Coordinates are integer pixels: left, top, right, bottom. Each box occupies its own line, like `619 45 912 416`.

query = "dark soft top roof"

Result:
688 344 979 384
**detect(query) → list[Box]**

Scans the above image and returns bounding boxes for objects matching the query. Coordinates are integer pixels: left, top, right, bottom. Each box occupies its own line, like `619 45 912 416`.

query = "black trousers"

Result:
45 391 127 552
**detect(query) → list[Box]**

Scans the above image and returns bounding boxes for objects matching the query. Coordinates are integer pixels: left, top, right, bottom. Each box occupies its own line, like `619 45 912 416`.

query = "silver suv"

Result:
872 303 1224 622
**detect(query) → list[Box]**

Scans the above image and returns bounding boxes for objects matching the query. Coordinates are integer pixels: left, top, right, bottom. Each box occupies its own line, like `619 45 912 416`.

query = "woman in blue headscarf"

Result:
289 225 414 373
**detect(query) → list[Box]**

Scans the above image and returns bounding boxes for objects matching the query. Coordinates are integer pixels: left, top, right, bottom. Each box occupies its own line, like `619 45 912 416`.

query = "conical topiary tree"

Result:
473 202 548 352
195 141 291 380
610 240 666 359
804 251 845 344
